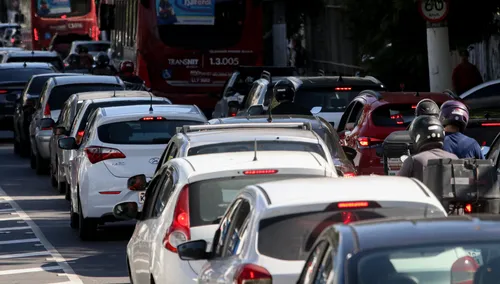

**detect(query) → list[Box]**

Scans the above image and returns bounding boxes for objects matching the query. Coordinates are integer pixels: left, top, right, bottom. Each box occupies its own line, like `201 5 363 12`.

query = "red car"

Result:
337 90 456 175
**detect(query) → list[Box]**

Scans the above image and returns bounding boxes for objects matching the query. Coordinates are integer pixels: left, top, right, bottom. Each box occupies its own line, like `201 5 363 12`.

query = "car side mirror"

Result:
40 118 55 129
113 202 140 220
58 137 77 150
127 174 147 191
247 105 264 116
311 106 322 114
177 240 209 261
342 146 357 161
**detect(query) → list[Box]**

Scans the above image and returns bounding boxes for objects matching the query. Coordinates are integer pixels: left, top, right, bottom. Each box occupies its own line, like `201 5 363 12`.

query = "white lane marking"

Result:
0 265 62 276
0 186 84 284
0 226 30 232
0 251 50 259
0 238 39 245
0 216 21 221
0 208 14 212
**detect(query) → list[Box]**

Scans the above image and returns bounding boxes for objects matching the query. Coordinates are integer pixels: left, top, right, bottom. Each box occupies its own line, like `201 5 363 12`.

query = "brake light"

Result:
140 116 165 121
43 103 51 117
451 256 479 284
357 137 383 147
0 90 7 94
10 38 14 43
243 169 278 175
163 185 190 252
84 146 126 164
412 105 417 109
64 63 69 67
335 87 352 91
234 264 272 284
481 123 500 127
75 130 85 144
338 201 369 209
33 28 39 41
61 15 67 19
341 211 358 224
482 141 487 146
343 172 356 178
465 204 472 214
99 191 121 195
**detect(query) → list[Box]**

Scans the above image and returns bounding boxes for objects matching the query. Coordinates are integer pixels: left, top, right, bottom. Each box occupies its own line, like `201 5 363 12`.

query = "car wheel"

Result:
78 197 97 241
35 151 49 175
70 196 79 229
13 139 20 155
19 139 29 158
65 182 71 201
29 149 36 169
50 162 57 188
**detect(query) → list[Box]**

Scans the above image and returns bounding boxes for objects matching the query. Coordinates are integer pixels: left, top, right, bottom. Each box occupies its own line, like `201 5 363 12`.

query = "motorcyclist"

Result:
91 52 117 76
118 61 144 85
66 54 81 70
406 98 440 130
269 79 311 115
439 100 484 159
77 46 93 70
398 115 458 182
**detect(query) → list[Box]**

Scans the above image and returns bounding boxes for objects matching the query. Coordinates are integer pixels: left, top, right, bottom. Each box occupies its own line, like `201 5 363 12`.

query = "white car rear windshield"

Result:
188 141 326 160
189 175 316 227
98 120 202 144
49 84 123 110
258 204 445 261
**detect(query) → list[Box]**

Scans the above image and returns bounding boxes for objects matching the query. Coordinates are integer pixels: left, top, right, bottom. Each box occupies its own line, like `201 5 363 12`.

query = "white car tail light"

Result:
233 264 272 284
163 184 190 253
84 146 126 164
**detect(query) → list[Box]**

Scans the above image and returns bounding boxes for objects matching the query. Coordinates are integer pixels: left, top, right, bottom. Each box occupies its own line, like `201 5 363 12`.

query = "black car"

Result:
13 73 80 157
298 215 500 284
208 115 357 176
0 63 57 131
1 51 64 71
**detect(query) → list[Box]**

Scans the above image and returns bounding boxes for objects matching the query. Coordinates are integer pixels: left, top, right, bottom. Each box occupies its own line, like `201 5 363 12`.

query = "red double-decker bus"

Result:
18 0 99 51
105 0 263 115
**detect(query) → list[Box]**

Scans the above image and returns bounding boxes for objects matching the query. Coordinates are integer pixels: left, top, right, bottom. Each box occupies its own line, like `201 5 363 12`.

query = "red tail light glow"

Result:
481 123 500 127
243 169 278 175
234 264 272 284
75 130 85 145
163 185 190 253
465 204 472 214
357 137 383 147
451 256 479 284
10 38 14 43
33 28 39 41
0 90 7 94
335 87 352 91
43 103 51 117
341 211 358 224
228 107 238 117
338 201 369 209
412 105 417 109
99 191 121 195
482 141 487 146
343 172 356 178
140 116 165 121
61 15 67 19
84 146 126 164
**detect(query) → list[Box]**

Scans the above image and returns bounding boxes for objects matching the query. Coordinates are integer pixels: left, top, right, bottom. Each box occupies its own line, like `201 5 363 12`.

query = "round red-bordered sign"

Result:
418 0 450 23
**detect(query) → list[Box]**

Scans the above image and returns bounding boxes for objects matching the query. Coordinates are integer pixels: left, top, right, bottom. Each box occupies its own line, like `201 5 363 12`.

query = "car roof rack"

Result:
178 122 313 134
360 89 382 100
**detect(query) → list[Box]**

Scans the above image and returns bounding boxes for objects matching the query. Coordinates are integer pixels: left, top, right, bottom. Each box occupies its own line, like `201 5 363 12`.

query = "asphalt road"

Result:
0 132 132 284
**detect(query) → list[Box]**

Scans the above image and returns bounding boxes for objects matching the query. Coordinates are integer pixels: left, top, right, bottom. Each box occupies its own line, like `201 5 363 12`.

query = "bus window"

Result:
37 0 91 18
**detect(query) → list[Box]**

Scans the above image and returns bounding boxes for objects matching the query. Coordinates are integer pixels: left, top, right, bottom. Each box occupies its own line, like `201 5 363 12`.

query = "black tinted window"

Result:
77 44 110 53
188 141 326 160
258 205 445 261
371 104 416 127
98 120 202 144
77 100 171 132
0 68 55 82
27 76 55 96
48 84 123 110
7 57 63 70
294 89 362 113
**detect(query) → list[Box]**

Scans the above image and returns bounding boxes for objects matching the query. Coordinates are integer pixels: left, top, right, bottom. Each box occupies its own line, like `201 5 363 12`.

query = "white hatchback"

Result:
112 150 337 284
57 104 207 240
177 176 447 284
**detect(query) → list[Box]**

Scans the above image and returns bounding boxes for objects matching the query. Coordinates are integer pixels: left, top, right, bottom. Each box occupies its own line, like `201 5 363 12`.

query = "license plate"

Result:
388 170 398 176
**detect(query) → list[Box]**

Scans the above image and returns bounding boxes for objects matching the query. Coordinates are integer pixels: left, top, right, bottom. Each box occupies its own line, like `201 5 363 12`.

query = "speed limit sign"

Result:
418 0 450 23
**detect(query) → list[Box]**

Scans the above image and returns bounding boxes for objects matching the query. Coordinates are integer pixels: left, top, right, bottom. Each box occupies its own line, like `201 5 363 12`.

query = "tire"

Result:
70 196 79 229
19 139 29 158
13 139 20 155
65 182 71 201
29 149 36 169
50 162 57 188
78 198 97 241
35 151 49 175
55 160 66 194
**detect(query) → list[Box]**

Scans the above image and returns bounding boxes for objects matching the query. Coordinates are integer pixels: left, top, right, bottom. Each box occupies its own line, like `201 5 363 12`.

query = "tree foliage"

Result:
341 0 499 91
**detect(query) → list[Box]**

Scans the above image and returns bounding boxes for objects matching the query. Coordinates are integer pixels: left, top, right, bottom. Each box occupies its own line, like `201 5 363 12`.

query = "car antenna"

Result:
149 94 154 112
267 105 273 123
253 139 258 161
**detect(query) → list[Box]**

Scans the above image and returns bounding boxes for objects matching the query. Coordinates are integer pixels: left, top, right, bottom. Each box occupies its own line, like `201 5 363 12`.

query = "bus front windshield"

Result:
155 0 245 49
36 0 91 18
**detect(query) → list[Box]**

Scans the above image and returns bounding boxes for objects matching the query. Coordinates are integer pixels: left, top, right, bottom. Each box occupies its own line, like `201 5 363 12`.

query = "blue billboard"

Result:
156 0 215 25
37 0 71 16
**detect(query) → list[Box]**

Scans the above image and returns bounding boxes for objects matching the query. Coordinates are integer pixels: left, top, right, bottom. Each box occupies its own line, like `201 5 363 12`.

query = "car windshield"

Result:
294 88 363 113
188 141 327 160
7 57 63 71
37 0 91 18
371 104 416 127
48 84 123 111
258 204 445 261
0 68 55 82
354 242 500 284
76 43 110 53
188 175 315 227
75 100 172 132
97 120 202 144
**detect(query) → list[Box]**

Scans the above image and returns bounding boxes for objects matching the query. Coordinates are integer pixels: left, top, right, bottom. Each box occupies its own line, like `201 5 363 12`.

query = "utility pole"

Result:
418 0 452 92
272 0 287 66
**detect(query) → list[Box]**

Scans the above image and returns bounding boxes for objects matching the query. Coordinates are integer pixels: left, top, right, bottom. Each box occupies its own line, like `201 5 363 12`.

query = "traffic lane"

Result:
0 144 133 284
